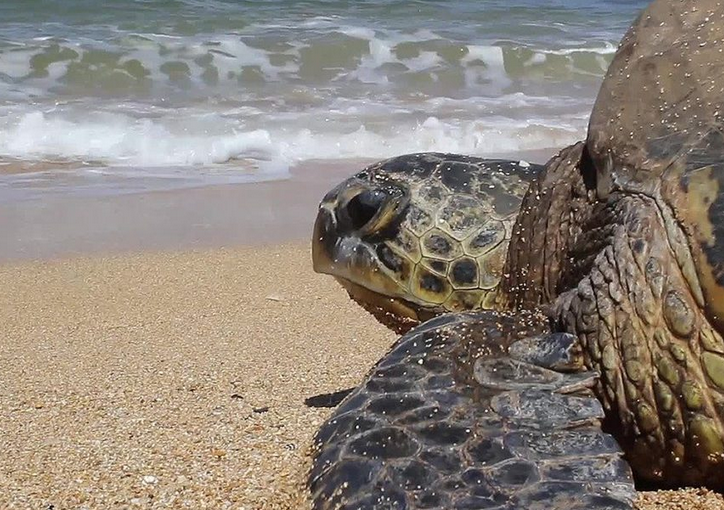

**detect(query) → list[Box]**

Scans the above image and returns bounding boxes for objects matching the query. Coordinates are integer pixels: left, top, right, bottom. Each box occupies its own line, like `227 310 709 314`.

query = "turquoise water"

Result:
0 0 648 198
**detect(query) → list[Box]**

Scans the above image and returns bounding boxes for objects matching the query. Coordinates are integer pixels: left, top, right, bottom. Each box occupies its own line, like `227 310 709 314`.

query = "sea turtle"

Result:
308 1 724 509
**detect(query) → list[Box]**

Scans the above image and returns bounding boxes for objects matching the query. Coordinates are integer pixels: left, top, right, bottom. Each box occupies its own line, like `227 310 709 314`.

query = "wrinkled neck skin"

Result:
502 142 598 310
506 142 724 488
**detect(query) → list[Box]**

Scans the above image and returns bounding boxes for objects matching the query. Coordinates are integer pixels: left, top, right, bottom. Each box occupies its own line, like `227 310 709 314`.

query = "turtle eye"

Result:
345 189 387 232
338 185 408 236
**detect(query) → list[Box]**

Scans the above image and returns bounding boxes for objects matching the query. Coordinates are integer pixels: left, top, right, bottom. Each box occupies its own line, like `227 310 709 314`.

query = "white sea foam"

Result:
0 111 280 168
462 45 511 91
0 106 584 179
544 42 618 55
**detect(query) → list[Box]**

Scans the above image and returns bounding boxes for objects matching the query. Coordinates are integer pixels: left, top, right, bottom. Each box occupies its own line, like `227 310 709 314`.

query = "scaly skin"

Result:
472 0 724 487
501 142 596 309
308 311 636 510
558 193 724 487
504 144 724 487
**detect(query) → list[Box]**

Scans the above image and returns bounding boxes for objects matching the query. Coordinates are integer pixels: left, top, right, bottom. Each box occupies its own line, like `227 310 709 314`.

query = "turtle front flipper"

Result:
308 312 636 510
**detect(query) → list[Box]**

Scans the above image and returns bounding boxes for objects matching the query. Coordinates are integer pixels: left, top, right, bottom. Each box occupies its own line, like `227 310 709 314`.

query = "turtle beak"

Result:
311 203 338 274
311 177 408 277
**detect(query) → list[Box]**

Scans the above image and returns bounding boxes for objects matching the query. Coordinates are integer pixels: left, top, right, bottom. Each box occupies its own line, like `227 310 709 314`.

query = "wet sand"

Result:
0 159 366 261
2 152 723 509
0 148 553 262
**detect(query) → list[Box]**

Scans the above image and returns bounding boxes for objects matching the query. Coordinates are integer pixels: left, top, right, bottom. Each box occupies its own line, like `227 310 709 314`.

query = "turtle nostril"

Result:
344 189 387 232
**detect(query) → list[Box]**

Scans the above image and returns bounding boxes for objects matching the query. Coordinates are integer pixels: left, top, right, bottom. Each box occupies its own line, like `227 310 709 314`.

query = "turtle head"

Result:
312 153 537 333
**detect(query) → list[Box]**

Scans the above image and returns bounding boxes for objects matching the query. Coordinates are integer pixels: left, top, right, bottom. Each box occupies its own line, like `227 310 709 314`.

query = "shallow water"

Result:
0 0 648 200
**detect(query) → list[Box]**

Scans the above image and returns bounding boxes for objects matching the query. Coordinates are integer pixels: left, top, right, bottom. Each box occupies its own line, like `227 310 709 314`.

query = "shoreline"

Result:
0 148 556 263
0 159 359 262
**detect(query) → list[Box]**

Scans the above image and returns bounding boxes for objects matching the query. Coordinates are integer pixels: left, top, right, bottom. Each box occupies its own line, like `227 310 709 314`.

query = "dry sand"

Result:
1 243 723 509
0 244 397 509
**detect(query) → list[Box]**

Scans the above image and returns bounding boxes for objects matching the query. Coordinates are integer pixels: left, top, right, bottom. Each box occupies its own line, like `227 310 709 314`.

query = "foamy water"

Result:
0 0 648 200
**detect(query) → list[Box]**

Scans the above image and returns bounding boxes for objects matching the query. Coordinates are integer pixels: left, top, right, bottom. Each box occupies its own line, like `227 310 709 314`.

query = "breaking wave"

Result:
0 0 648 197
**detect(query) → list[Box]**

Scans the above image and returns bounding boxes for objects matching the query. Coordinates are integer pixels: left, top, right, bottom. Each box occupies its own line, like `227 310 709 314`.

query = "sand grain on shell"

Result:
0 244 721 509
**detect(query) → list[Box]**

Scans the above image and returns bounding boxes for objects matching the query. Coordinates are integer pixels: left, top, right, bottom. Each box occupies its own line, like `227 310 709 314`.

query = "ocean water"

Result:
0 0 648 200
